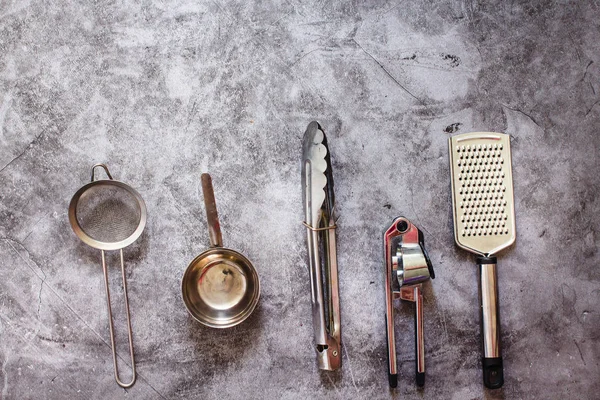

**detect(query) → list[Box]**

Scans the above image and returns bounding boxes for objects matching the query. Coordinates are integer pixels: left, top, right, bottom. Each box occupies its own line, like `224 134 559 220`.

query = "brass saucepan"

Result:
182 174 260 328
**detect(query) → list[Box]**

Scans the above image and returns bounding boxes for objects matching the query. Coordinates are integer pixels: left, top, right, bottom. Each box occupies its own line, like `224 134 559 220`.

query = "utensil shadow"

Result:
183 300 265 373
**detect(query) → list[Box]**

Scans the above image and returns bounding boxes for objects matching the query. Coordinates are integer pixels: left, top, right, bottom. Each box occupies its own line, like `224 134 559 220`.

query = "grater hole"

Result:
456 141 510 237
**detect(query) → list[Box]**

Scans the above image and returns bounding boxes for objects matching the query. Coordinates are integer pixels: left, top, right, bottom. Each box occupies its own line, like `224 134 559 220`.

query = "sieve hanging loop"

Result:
91 163 113 182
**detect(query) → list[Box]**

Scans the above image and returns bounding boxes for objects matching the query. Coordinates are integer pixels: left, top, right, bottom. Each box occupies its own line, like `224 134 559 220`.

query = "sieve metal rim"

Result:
68 179 147 251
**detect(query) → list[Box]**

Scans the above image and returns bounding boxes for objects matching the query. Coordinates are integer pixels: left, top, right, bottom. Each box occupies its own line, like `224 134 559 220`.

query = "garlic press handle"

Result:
385 311 398 387
399 284 426 387
384 223 401 388
414 285 425 387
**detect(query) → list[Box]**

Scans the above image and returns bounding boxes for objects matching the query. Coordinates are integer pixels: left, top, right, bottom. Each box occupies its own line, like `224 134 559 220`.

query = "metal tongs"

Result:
302 121 341 371
384 217 435 387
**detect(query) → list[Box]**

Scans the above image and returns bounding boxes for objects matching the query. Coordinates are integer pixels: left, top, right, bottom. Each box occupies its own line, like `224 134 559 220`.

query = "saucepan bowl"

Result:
182 247 260 328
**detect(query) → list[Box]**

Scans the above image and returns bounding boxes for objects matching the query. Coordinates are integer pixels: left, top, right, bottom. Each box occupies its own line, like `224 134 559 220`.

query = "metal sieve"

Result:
68 164 147 388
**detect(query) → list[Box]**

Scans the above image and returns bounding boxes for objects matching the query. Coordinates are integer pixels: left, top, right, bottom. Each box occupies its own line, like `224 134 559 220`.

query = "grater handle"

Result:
478 256 503 389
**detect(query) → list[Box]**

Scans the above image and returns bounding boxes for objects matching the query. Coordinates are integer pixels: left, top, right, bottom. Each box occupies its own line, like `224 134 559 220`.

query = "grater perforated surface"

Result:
449 132 516 256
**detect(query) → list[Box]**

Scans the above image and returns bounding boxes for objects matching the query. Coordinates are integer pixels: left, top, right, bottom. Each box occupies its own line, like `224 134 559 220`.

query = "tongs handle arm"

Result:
306 217 341 371
325 221 341 352
478 256 503 389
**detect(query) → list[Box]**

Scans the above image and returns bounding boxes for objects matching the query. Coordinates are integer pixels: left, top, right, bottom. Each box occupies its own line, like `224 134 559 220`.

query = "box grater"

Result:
448 132 516 389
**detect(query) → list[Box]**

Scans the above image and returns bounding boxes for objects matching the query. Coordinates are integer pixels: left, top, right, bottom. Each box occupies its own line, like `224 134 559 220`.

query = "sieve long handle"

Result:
201 174 223 248
478 256 503 389
101 249 136 388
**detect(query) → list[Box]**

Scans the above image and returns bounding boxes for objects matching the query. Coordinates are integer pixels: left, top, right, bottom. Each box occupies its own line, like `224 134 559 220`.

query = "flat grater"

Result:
448 132 516 389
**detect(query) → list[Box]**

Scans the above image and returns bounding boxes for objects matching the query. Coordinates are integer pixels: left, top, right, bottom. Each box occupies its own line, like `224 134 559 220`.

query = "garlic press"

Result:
384 217 435 388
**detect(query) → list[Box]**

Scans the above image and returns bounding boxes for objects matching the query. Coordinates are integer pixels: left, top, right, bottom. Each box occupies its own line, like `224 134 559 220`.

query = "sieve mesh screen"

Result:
76 184 142 243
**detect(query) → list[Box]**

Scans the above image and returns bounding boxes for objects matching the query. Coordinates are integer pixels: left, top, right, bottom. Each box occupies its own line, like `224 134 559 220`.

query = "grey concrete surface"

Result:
1 0 599 399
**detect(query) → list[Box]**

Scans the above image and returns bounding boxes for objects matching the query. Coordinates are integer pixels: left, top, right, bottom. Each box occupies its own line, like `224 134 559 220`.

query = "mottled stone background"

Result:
0 0 598 399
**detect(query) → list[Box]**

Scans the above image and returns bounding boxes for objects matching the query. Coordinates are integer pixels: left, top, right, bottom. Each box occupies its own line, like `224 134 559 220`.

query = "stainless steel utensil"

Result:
182 174 260 328
448 131 516 389
384 217 435 388
301 121 341 371
68 164 147 388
